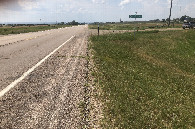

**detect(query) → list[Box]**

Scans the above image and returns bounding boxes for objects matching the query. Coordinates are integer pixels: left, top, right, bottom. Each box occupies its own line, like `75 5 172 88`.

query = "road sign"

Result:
129 15 142 18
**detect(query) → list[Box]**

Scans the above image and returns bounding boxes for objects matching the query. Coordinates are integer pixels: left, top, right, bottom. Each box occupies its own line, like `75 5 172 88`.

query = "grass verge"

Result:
0 25 73 35
90 30 195 128
89 23 182 30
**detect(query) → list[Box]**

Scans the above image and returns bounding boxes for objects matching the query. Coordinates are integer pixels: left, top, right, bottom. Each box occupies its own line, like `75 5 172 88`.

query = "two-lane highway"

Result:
0 25 89 128
0 25 86 91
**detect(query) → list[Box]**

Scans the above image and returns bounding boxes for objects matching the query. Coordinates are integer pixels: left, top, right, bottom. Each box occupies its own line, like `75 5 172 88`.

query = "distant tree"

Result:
180 15 192 22
155 19 160 22
162 19 166 22
166 18 169 22
188 17 192 22
173 18 180 23
71 20 78 25
180 15 187 22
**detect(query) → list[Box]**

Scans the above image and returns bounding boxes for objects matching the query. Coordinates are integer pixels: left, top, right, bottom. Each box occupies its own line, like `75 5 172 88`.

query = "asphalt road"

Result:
0 25 89 128
0 25 86 91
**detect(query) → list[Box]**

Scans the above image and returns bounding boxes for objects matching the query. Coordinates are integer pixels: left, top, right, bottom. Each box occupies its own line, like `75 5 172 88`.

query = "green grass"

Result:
0 25 73 35
90 30 195 128
89 23 182 30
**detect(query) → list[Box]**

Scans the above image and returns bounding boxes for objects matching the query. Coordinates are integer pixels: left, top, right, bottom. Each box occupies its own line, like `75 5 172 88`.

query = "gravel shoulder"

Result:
0 28 89 128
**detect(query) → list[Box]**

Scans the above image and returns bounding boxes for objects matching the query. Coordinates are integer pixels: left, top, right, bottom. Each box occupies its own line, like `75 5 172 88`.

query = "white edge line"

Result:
0 35 75 98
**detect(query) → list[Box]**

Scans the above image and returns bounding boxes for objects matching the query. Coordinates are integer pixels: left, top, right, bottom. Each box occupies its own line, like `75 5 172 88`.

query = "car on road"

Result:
190 22 195 29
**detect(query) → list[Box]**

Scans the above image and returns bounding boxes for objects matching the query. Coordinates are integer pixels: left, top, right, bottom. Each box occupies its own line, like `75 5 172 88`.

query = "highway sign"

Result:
129 15 142 18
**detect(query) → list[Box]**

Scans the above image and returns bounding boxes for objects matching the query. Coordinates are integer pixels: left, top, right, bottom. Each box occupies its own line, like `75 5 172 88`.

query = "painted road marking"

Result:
0 35 75 98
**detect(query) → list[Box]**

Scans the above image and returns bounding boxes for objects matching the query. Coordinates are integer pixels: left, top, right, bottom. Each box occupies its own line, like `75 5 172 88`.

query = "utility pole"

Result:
168 0 173 27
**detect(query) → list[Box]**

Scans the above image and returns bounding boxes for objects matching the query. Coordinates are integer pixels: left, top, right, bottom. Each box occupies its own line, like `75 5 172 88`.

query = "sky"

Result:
0 0 195 23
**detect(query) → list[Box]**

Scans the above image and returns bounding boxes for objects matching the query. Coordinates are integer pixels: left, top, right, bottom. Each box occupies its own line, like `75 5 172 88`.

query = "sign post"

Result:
98 24 99 36
134 12 137 37
129 13 142 37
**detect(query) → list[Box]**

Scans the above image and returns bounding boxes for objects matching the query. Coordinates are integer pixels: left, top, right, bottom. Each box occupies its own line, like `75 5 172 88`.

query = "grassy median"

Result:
0 25 73 35
90 30 195 128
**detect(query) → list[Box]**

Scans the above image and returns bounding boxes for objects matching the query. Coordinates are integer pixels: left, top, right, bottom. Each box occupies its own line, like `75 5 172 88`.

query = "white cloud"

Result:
119 0 143 8
119 0 131 6
154 0 159 3
18 0 39 10
78 8 87 13
92 0 105 4
1 0 195 23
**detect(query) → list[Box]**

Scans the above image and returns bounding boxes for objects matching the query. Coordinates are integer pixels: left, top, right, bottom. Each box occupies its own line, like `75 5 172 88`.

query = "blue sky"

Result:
0 0 195 23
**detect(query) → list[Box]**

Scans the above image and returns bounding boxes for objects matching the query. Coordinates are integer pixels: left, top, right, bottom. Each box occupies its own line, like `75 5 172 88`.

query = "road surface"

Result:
0 25 89 128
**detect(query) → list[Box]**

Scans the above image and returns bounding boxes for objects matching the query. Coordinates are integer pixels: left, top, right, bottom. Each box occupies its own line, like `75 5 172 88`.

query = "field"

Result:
90 30 195 128
0 25 73 35
89 23 182 30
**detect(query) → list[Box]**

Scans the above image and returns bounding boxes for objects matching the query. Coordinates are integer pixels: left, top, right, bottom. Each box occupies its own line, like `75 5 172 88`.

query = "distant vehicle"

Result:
182 22 195 29
190 22 195 29
182 23 191 29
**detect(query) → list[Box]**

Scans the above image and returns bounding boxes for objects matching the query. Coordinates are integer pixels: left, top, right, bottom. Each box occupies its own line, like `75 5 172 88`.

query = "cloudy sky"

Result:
0 0 195 23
